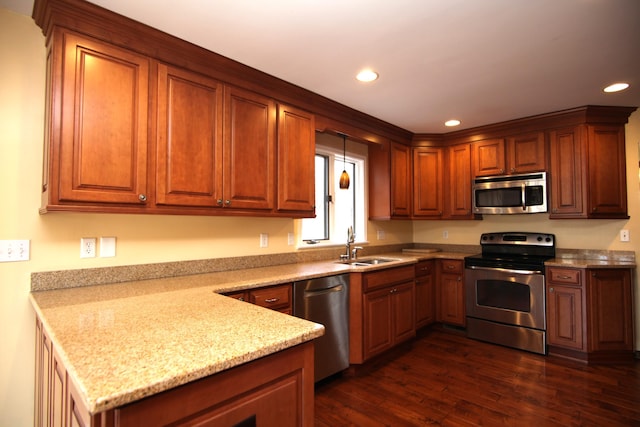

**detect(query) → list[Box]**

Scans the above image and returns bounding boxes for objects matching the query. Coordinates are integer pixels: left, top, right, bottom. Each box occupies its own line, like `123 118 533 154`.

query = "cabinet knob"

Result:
217 199 223 206
225 200 231 206
457 276 461 281
510 167 516 173
549 287 554 293
138 194 147 202
500 168 504 174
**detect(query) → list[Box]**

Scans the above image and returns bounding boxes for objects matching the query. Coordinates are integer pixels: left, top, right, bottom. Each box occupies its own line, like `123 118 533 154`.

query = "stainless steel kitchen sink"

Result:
348 258 398 266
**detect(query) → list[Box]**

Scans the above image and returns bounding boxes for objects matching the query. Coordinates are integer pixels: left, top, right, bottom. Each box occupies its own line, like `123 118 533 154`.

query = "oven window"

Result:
476 279 530 312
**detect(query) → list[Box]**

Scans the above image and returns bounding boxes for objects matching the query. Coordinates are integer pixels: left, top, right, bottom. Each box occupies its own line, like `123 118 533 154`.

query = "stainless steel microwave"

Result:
472 172 547 214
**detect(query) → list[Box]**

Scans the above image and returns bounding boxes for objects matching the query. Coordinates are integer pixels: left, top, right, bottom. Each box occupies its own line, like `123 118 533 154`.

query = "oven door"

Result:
465 266 546 330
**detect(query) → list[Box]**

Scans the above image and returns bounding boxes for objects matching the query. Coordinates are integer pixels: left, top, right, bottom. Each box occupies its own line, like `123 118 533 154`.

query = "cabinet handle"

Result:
558 275 572 280
225 200 231 206
499 168 504 174
457 276 461 281
510 167 516 173
264 298 279 304
138 194 147 202
238 297 245 301
549 287 554 293
216 199 223 206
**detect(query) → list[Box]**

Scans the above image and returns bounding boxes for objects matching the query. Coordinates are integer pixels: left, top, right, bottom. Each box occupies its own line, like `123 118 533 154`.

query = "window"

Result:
300 137 366 246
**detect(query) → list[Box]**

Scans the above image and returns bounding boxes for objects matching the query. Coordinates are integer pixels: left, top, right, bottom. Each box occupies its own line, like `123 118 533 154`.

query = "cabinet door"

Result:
415 261 435 328
390 143 412 217
472 138 505 176
549 125 587 218
223 86 276 210
276 105 315 213
507 131 546 174
392 281 416 343
444 143 473 219
586 269 633 352
412 147 443 218
547 285 584 351
587 125 628 218
363 288 393 360
438 274 465 326
156 64 224 207
58 32 149 204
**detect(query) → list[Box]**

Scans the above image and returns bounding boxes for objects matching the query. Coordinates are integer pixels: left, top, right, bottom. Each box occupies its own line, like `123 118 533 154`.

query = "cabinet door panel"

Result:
438 273 465 326
156 64 223 207
224 87 276 210
549 126 586 217
390 143 411 217
413 147 443 217
587 125 627 217
445 143 473 219
393 282 416 343
587 270 633 351
59 33 149 204
277 105 315 213
472 138 505 176
415 273 435 328
547 285 584 350
363 289 393 359
507 132 546 173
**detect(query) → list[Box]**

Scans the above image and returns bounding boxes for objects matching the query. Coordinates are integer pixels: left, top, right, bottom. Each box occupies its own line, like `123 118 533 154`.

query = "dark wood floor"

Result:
314 328 640 426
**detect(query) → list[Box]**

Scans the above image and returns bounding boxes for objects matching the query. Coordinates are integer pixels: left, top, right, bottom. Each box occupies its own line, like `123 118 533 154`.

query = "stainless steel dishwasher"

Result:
293 273 349 382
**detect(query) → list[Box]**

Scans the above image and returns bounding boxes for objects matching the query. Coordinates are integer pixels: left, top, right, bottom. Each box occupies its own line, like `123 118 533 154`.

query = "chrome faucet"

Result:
342 226 362 261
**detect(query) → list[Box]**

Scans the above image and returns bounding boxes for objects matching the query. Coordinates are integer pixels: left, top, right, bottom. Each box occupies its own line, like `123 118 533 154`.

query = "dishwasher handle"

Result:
304 284 344 297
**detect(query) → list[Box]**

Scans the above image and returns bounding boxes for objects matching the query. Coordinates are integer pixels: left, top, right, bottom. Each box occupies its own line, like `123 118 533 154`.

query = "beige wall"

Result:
1 7 638 426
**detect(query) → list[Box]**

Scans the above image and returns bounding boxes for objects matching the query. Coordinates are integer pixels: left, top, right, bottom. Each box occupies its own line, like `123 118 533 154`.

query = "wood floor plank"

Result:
315 328 640 426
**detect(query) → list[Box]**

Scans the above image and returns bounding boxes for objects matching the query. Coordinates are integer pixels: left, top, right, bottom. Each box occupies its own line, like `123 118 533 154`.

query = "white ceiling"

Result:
4 0 640 133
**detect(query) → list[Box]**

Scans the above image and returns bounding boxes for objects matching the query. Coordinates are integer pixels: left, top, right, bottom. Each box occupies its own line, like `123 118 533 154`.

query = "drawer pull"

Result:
264 298 279 304
557 275 572 279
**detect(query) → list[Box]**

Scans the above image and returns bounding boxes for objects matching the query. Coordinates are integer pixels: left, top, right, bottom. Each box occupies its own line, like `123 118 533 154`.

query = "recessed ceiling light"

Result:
604 82 630 93
356 69 378 82
445 119 461 127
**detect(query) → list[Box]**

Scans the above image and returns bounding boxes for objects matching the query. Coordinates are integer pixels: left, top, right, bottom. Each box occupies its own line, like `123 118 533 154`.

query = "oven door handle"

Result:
466 265 543 275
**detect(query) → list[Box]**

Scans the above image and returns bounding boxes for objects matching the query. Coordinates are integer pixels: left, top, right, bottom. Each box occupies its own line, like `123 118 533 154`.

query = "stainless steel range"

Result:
464 232 555 354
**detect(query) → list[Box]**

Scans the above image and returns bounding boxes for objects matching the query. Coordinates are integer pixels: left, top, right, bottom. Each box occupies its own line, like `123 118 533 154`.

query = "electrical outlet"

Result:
260 233 269 248
620 229 630 242
377 230 386 240
0 240 30 262
80 238 96 258
443 230 449 239
287 233 295 246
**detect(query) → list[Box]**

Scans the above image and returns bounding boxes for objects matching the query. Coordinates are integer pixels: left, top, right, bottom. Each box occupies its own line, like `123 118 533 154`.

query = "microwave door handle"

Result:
522 183 526 211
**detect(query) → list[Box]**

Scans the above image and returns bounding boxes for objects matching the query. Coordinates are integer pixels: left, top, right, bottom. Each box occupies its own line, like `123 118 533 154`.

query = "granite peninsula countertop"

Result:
30 247 633 415
29 252 443 415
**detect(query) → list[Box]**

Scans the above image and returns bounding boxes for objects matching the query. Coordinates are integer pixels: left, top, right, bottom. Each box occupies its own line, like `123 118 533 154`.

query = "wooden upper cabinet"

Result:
223 86 276 210
390 143 412 217
507 132 546 174
549 124 628 219
412 147 443 218
472 138 505 176
586 125 628 218
549 125 586 217
368 141 392 220
156 64 224 208
472 132 546 177
276 104 315 214
444 143 473 219
54 31 150 206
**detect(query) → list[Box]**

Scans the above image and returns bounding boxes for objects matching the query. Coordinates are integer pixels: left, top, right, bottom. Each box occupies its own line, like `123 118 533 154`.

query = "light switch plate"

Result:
100 237 116 257
0 240 30 262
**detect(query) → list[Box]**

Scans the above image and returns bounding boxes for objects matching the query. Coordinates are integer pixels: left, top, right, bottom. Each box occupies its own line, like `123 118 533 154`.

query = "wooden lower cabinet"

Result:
349 266 416 364
546 266 634 363
436 259 466 327
224 283 292 314
34 316 315 427
415 260 436 328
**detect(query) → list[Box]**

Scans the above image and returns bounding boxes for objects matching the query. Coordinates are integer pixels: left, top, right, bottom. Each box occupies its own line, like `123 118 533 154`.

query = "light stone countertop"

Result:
29 254 432 415
32 248 630 416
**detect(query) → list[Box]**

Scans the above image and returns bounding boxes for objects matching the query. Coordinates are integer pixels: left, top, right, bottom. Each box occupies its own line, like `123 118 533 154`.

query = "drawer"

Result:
249 284 292 310
224 291 248 302
415 260 434 277
364 266 414 292
439 259 463 274
547 267 582 285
